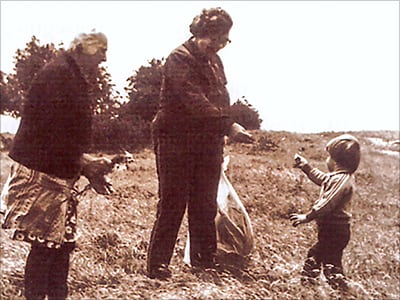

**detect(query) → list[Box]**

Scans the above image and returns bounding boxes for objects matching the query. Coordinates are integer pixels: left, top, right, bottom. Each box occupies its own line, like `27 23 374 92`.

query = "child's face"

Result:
326 155 336 172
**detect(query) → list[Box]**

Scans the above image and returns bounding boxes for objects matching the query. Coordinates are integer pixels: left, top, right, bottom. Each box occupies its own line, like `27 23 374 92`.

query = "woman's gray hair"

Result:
69 31 107 55
189 7 233 38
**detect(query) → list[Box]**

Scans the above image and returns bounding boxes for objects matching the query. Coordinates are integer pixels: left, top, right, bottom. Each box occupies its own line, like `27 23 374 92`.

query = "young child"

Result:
290 134 361 290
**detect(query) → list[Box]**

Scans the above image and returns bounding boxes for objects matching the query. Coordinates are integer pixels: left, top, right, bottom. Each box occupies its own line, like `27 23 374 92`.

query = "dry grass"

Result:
1 130 399 300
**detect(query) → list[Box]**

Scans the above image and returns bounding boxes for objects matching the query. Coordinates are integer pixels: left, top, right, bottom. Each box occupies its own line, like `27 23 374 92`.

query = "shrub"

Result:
91 113 152 152
230 97 262 130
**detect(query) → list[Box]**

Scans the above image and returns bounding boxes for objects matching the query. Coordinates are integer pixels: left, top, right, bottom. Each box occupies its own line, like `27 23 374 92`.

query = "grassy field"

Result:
1 130 399 300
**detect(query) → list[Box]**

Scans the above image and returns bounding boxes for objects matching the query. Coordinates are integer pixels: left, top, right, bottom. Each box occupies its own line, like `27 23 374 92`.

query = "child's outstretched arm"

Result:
294 154 328 186
290 173 353 227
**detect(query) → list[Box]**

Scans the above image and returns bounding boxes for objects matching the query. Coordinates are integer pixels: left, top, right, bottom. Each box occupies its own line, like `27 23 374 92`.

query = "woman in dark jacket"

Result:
2 31 112 300
147 7 253 279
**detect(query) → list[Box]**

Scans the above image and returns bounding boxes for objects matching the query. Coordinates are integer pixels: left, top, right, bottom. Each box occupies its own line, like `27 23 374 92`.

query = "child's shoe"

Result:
323 264 348 291
301 257 321 277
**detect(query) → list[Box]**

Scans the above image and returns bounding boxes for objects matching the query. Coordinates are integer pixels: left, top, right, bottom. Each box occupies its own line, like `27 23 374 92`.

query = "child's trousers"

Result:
302 223 350 280
24 243 75 300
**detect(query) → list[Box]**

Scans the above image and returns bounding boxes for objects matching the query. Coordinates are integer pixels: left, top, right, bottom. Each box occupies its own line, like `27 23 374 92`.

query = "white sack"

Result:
184 156 254 265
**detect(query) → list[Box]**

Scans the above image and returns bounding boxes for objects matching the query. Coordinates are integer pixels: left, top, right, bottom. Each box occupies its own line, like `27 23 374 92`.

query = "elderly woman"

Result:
1 31 111 300
147 7 252 279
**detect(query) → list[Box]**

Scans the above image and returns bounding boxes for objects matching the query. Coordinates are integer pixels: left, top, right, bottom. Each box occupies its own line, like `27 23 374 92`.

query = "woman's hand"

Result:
229 123 254 144
81 154 115 195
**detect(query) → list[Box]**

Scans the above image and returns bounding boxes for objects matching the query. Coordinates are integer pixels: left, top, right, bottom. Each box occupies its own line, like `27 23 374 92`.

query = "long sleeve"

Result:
163 52 221 118
9 53 91 179
307 172 353 223
156 40 232 136
301 164 329 186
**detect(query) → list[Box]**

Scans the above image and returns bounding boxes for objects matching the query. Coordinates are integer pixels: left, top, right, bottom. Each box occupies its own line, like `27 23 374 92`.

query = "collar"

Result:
65 51 90 85
183 37 211 62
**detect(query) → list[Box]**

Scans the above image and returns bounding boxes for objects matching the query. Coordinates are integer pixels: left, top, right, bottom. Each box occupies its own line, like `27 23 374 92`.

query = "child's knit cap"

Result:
326 134 361 174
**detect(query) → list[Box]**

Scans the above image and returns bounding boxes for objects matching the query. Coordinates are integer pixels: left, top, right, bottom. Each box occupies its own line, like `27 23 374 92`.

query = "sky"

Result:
1 0 399 134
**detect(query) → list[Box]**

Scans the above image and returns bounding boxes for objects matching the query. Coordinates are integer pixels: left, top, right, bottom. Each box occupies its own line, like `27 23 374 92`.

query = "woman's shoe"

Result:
148 264 171 279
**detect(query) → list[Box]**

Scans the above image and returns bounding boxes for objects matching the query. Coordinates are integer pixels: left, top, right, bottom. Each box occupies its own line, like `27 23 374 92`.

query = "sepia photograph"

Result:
1 1 399 299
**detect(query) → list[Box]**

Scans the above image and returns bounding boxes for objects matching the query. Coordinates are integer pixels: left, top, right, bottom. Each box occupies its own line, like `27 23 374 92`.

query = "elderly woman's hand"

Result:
80 154 115 195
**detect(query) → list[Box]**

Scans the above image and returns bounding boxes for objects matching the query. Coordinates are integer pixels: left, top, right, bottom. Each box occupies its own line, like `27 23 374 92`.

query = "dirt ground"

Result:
1 130 399 299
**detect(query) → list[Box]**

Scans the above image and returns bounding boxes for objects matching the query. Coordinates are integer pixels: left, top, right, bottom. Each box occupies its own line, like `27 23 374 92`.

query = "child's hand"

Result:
293 153 308 168
289 213 308 227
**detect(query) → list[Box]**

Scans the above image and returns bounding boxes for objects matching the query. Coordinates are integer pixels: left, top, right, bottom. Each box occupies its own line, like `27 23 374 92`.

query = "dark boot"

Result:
300 257 321 285
323 264 348 291
148 264 171 280
301 257 321 278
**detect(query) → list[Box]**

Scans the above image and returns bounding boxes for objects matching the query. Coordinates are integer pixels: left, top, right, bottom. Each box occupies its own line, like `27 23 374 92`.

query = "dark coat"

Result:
153 38 232 138
9 52 92 179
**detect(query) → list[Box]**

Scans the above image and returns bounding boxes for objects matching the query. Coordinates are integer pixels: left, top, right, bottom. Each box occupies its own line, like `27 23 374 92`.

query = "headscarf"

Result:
326 134 361 174
69 31 107 55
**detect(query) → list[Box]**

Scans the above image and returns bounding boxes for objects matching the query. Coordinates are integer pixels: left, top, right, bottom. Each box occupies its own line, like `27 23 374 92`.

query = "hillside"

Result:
1 130 399 300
